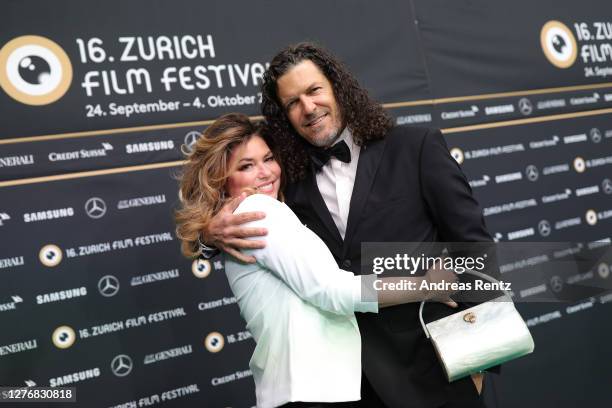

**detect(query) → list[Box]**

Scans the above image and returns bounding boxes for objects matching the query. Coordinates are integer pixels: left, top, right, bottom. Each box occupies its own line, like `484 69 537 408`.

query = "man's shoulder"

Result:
368 126 440 151
381 125 438 147
364 125 441 156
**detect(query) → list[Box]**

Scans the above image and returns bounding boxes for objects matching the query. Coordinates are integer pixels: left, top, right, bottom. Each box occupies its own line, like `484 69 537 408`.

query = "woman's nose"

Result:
257 163 272 178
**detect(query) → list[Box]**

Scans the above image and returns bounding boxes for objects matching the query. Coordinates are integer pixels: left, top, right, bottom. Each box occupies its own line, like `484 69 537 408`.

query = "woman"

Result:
175 113 455 408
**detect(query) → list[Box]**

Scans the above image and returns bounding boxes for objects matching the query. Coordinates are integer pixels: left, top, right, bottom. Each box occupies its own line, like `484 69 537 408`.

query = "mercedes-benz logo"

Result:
550 275 564 293
111 354 133 377
518 98 533 116
590 128 602 143
85 197 107 219
98 275 120 297
525 165 539 182
183 131 202 154
602 178 612 195
538 220 551 237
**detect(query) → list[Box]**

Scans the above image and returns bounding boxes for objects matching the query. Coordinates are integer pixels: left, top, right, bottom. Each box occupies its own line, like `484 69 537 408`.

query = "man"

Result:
204 43 493 408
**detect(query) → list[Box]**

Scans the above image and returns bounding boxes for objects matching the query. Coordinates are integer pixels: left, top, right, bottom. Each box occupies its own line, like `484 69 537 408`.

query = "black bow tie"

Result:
309 140 351 172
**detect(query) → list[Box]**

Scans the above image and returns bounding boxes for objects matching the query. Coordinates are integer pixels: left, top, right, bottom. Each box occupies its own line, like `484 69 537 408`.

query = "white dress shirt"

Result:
224 194 377 408
315 129 360 239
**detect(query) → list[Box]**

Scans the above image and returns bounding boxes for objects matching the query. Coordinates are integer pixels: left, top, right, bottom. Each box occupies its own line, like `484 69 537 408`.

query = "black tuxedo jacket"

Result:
284 126 493 408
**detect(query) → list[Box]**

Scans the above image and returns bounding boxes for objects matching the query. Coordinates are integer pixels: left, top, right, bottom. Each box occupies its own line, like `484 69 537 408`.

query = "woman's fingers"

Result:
443 300 458 308
226 238 266 250
225 225 268 239
220 244 257 264
232 210 266 225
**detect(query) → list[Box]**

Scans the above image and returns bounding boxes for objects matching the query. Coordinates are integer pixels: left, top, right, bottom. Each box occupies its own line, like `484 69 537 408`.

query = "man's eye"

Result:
285 100 296 110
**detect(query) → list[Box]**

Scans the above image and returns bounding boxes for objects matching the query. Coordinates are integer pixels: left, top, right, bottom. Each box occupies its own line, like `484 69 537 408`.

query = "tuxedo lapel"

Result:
342 138 386 257
305 168 343 245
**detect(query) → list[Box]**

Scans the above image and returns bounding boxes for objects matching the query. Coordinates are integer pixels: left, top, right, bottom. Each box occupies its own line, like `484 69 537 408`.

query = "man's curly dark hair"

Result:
261 42 393 183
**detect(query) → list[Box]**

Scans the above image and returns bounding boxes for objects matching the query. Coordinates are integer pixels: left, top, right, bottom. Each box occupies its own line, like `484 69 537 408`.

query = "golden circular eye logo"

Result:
598 263 610 279
573 156 586 173
204 331 225 353
192 259 212 278
540 21 577 69
585 209 598 226
52 325 76 349
0 35 72 105
39 244 63 267
450 147 464 165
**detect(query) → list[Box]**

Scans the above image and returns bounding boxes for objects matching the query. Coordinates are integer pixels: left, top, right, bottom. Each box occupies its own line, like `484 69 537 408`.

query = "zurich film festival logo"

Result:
0 35 72 105
39 244 63 267
204 331 225 353
52 325 76 349
449 147 464 165
192 259 212 278
540 21 578 69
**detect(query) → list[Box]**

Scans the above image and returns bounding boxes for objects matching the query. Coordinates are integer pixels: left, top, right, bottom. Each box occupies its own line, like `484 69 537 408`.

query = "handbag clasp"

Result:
463 312 476 324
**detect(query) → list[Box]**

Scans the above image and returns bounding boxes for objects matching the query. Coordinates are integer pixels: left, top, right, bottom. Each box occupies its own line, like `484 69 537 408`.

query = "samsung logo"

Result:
49 368 101 387
24 207 74 223
484 104 514 115
507 227 535 240
495 172 523 184
36 287 87 305
126 140 174 154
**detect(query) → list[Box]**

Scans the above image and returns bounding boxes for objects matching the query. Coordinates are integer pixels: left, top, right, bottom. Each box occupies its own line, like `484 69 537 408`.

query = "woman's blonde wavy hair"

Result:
175 113 283 258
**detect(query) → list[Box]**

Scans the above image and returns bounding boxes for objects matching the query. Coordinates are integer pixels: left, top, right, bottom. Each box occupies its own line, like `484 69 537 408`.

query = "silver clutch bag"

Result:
418 269 534 382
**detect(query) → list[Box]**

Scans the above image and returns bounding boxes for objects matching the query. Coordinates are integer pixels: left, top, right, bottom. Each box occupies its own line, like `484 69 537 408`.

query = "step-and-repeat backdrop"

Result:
1 1 611 407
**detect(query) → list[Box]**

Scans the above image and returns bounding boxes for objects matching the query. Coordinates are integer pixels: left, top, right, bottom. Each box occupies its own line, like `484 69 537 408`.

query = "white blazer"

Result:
224 194 378 408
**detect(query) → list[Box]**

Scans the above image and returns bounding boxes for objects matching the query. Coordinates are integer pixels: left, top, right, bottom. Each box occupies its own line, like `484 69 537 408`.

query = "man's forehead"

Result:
276 60 328 97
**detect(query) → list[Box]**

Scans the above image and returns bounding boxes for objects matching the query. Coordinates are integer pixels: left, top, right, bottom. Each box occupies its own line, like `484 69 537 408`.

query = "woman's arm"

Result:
235 194 457 315
237 194 376 315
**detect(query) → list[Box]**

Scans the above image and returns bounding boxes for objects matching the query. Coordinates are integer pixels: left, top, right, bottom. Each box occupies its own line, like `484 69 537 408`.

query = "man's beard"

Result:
310 127 341 147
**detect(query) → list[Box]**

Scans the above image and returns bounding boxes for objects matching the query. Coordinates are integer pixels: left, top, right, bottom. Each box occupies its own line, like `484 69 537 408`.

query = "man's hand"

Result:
471 372 484 395
424 264 458 308
204 192 268 263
